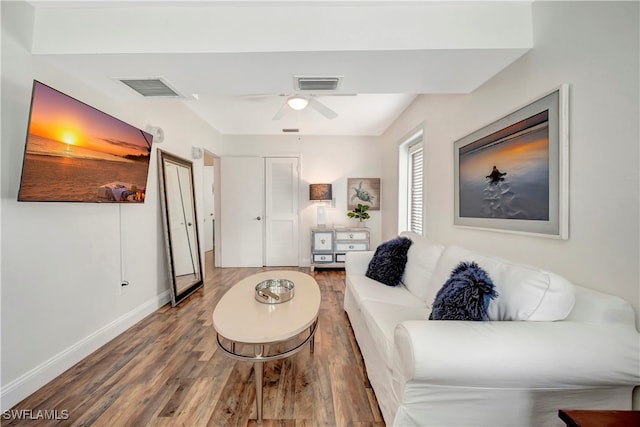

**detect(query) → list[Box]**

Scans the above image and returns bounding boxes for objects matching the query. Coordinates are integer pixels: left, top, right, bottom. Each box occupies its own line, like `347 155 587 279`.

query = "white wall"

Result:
381 1 639 327
0 1 222 409
220 134 383 264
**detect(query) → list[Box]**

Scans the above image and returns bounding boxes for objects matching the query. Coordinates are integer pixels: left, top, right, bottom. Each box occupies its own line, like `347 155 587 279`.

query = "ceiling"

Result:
24 1 533 136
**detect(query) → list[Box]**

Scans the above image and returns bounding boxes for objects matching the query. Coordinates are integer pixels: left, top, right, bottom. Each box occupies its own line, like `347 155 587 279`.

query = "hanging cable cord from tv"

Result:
119 204 129 288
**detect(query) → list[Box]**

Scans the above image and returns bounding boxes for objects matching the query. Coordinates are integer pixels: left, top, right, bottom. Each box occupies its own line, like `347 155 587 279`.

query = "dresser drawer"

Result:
336 242 369 252
335 231 368 241
313 253 334 263
313 231 333 251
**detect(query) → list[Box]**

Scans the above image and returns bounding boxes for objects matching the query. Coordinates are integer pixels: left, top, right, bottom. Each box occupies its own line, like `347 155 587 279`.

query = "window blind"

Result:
408 143 423 234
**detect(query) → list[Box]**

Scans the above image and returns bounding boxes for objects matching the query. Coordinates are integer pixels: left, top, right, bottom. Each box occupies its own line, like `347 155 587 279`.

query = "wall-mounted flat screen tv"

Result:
18 80 153 203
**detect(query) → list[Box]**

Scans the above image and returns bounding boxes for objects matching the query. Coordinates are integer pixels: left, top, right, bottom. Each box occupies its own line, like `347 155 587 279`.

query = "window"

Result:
407 142 423 234
398 130 424 234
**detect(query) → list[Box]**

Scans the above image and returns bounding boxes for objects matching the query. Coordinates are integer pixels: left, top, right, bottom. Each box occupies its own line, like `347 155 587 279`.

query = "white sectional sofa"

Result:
344 232 640 426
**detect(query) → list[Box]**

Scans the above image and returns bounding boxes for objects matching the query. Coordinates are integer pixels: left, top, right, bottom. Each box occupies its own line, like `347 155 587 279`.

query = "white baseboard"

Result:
0 290 171 410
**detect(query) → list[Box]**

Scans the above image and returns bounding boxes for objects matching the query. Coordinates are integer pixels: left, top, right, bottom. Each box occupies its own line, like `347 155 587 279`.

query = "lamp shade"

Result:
309 183 332 201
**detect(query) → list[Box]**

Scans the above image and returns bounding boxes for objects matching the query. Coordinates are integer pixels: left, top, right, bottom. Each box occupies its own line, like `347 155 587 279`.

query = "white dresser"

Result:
310 227 370 271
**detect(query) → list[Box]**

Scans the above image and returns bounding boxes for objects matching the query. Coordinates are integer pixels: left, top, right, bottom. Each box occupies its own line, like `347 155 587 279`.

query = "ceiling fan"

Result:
242 75 356 121
242 92 355 121
272 94 343 120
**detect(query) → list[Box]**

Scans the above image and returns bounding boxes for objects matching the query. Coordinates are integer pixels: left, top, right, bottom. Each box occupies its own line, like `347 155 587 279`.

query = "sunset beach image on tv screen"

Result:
18 81 152 203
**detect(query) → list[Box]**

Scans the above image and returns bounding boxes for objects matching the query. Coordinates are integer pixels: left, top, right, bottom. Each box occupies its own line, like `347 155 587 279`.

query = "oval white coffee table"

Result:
212 270 321 424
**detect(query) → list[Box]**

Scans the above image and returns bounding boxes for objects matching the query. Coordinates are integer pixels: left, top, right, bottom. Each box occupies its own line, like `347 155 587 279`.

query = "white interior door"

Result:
265 157 299 266
220 157 264 267
203 165 214 252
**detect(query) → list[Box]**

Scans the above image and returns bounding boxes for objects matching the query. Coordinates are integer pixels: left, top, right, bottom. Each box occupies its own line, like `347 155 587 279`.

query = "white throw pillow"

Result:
399 232 445 302
428 246 575 321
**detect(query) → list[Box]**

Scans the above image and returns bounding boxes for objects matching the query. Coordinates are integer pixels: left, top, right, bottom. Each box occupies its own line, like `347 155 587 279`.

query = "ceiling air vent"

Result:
118 78 183 98
282 128 300 133
294 76 342 91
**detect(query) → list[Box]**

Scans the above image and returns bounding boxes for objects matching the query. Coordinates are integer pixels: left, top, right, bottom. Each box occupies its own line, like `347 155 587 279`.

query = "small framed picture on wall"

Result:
347 178 380 211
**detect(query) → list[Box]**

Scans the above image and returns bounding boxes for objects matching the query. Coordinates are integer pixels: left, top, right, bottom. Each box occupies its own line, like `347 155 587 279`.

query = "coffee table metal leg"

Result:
216 318 319 424
255 345 265 424
255 361 264 424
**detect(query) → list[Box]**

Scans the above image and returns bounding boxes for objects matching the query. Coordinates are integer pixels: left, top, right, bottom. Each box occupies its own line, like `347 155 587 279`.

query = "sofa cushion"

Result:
429 261 498 321
428 246 575 321
400 232 445 302
359 300 430 370
347 274 426 310
366 236 413 286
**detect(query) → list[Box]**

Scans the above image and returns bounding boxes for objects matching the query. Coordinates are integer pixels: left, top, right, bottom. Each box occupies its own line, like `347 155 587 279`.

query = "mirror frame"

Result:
157 149 204 306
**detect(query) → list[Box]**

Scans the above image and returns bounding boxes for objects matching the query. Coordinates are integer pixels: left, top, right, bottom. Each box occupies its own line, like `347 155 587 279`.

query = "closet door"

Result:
220 157 264 267
203 165 215 252
265 157 299 266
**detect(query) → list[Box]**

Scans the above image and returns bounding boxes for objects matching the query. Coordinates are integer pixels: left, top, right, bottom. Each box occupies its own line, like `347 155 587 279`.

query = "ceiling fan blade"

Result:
308 97 338 120
239 93 289 101
310 93 357 97
272 100 289 120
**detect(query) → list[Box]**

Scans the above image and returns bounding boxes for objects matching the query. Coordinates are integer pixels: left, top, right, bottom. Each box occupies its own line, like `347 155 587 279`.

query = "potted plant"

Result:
347 203 370 225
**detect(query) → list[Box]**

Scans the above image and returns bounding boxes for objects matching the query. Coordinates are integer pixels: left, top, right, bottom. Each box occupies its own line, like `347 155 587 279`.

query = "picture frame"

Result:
347 178 380 211
454 85 569 239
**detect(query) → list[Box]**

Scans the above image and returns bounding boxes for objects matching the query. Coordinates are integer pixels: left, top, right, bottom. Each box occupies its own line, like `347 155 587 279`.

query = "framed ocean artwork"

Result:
454 85 569 239
347 178 380 211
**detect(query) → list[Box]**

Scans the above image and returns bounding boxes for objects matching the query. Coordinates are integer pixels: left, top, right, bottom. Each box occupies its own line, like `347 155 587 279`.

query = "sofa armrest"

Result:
393 320 640 390
345 251 374 275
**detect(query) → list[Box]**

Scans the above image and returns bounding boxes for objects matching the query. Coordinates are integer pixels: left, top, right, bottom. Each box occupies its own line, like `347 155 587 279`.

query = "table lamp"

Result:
309 183 333 227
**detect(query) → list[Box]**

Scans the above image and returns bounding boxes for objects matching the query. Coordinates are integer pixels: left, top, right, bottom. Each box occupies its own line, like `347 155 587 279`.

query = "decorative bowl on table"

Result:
255 279 295 304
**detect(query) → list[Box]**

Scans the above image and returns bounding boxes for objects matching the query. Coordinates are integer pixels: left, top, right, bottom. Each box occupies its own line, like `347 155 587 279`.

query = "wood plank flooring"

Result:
6 252 384 426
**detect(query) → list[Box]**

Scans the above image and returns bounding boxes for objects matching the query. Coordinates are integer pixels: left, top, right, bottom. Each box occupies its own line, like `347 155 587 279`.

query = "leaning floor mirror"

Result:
158 149 204 306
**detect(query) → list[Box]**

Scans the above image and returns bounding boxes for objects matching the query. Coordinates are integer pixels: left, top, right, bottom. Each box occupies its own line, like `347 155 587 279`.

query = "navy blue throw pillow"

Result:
365 237 413 287
429 261 498 321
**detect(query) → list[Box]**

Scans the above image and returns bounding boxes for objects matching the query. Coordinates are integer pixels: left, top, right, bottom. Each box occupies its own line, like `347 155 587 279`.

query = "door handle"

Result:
254 216 262 221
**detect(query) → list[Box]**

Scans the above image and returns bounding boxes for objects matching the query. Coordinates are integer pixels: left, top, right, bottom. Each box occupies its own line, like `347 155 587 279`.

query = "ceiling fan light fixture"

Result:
287 96 309 111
